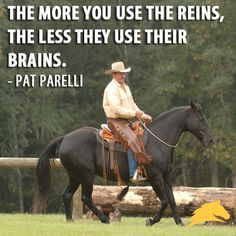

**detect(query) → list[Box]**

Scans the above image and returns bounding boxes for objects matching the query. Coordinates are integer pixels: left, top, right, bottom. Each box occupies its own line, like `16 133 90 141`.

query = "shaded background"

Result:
0 0 235 213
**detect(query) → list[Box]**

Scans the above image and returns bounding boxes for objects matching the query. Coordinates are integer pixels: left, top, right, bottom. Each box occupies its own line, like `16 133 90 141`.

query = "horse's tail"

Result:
32 136 64 213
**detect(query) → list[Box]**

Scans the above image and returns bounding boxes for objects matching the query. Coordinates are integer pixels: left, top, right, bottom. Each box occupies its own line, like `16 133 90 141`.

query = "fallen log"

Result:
92 186 236 218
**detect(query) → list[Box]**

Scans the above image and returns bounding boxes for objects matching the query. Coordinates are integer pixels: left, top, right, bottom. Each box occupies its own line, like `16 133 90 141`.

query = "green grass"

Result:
0 214 235 236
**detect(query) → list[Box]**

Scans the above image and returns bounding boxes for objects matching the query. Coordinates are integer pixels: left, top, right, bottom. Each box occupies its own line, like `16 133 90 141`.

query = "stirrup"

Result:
131 170 147 183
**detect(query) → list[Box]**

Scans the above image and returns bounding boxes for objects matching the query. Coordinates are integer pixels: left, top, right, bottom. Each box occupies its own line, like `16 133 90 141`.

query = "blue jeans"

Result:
127 149 137 177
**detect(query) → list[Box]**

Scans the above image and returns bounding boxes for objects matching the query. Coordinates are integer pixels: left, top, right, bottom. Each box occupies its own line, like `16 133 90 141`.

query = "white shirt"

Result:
103 79 140 119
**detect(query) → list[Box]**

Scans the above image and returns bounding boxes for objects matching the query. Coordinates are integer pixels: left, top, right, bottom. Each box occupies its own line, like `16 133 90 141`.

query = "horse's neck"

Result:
148 107 190 145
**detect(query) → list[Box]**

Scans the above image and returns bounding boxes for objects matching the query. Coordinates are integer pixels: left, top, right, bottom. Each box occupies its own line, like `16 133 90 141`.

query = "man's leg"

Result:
127 149 147 182
107 118 149 182
127 149 137 178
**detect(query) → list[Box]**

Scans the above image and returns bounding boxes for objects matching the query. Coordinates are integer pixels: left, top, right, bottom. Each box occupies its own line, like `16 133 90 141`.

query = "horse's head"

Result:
210 200 230 221
185 101 213 147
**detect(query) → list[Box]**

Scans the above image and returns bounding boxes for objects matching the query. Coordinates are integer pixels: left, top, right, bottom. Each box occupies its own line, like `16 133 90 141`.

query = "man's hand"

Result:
135 110 144 119
140 114 152 122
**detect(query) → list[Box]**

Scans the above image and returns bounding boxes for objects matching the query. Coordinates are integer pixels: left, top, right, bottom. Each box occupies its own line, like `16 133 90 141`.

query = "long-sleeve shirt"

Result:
103 79 141 119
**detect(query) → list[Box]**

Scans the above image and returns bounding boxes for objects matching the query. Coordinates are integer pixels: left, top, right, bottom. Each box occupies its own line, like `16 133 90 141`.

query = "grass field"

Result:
0 214 235 236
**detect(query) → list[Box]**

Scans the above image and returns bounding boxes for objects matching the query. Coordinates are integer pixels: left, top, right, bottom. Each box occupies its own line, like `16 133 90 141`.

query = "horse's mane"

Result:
193 203 213 217
153 106 190 123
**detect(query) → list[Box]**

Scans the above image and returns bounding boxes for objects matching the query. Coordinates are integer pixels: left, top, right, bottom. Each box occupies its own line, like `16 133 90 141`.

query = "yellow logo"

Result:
188 200 230 227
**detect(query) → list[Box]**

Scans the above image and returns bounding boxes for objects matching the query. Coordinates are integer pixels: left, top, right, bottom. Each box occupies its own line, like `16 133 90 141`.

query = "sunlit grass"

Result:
0 214 234 236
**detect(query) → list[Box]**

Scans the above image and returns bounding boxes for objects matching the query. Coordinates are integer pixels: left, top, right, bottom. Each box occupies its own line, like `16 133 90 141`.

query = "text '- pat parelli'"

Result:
11 74 84 88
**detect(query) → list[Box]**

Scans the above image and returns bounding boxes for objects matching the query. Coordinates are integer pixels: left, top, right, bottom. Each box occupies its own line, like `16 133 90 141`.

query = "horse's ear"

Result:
190 101 196 109
215 200 221 204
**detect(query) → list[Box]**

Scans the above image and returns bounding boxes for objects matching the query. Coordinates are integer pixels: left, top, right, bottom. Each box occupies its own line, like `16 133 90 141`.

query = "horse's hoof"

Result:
177 222 184 226
146 218 153 226
101 217 110 224
103 219 110 224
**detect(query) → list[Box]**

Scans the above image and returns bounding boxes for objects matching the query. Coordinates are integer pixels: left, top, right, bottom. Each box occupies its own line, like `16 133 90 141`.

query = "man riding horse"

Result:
33 62 213 225
103 61 152 182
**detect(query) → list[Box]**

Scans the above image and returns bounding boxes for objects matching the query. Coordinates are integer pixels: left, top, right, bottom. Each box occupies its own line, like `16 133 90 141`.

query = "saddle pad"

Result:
96 129 148 153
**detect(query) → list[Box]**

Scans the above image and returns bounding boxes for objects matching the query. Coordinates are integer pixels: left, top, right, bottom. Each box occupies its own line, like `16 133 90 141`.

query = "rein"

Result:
139 119 178 148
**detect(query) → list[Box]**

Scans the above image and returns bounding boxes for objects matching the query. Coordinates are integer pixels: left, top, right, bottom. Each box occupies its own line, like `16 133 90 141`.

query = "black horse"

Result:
33 102 213 225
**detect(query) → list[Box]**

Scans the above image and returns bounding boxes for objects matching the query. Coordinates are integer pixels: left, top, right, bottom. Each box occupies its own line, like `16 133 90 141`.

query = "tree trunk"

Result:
210 158 219 187
16 168 24 212
232 171 236 188
11 116 25 213
181 156 188 186
91 186 235 218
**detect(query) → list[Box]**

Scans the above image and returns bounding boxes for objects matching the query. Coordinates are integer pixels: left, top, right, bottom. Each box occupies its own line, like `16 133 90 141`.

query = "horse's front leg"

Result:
146 176 169 226
165 181 184 226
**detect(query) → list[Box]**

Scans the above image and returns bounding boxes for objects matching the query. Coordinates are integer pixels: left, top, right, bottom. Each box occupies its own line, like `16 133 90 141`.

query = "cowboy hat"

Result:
105 61 131 74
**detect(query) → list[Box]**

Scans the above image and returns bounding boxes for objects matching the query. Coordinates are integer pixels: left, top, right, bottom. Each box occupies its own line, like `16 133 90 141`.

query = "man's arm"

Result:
127 87 144 116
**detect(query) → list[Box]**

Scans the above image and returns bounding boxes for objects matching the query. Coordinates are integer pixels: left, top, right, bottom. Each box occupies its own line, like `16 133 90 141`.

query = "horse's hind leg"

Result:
81 182 110 224
165 180 184 225
62 176 80 222
146 176 169 226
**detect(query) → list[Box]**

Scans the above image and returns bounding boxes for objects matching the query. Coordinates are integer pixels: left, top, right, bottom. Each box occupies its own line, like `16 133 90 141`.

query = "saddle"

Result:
99 124 118 143
98 121 147 185
98 121 144 143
